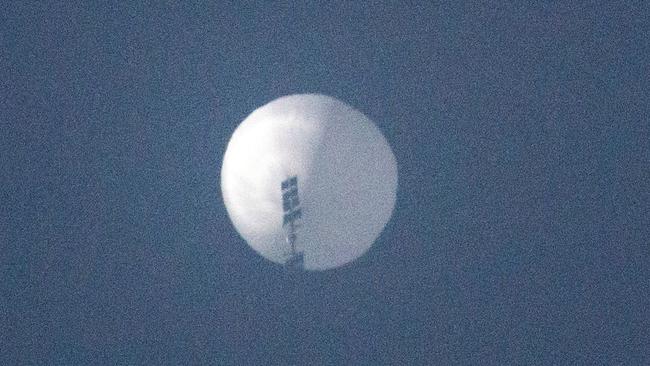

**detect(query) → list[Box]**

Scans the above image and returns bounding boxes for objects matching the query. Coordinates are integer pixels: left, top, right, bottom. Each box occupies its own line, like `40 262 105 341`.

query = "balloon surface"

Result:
221 94 397 270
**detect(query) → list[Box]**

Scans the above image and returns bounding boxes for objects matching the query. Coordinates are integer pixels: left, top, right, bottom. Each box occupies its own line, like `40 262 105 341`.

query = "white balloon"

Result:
221 94 397 270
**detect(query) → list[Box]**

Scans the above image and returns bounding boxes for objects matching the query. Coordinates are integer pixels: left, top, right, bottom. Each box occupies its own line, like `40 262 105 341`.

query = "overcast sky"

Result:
2 2 648 365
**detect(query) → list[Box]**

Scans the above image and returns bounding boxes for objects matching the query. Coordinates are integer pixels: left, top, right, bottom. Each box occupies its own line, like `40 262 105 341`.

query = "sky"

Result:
1 1 648 365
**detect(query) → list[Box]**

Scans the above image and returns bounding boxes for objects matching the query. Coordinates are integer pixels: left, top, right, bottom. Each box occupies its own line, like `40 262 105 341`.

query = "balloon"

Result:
221 94 397 270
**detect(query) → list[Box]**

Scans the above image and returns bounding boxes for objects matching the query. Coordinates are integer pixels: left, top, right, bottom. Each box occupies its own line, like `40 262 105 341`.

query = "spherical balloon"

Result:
221 94 397 270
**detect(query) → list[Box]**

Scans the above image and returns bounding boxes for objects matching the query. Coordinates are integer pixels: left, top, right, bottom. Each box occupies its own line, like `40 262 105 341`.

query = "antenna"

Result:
281 176 304 270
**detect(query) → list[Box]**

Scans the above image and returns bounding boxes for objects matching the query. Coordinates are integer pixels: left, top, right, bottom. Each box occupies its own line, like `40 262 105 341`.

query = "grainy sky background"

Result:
1 1 648 365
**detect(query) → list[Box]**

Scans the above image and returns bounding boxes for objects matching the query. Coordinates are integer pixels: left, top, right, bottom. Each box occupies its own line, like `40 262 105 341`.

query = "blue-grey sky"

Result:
1 2 648 365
